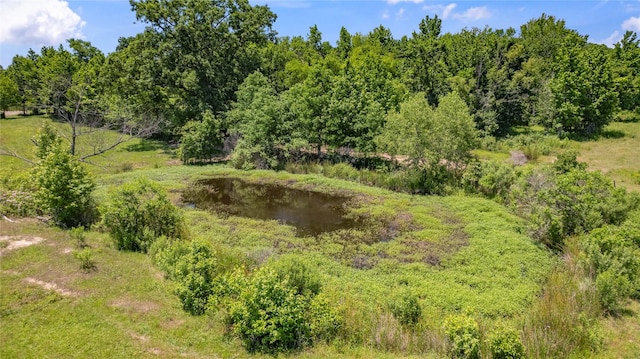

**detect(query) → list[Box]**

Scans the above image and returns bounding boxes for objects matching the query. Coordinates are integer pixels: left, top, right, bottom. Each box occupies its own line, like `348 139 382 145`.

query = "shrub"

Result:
229 268 311 353
462 160 520 201
389 291 422 327
178 111 224 164
73 249 96 272
0 189 39 217
581 218 640 312
69 226 88 248
32 139 97 228
173 238 219 315
101 178 186 252
443 313 481 359
488 325 525 359
269 255 321 296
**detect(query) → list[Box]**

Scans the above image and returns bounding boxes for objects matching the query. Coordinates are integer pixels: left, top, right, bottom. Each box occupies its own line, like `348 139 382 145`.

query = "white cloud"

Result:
442 3 457 19
396 7 406 20
622 16 640 32
423 3 490 21
452 6 491 21
388 0 424 4
382 9 390 20
0 0 85 45
598 30 622 47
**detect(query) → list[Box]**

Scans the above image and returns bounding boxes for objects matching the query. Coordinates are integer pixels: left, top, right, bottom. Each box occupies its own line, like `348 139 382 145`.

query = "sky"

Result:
1 0 639 68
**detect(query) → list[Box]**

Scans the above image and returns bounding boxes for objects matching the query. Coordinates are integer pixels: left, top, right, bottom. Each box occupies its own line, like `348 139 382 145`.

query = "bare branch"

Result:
0 147 34 165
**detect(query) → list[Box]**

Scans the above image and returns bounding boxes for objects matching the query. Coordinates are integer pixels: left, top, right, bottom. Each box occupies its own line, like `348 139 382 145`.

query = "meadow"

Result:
1 114 639 358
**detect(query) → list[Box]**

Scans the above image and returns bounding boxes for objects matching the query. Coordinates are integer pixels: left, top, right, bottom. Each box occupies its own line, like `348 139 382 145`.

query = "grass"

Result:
0 114 176 179
575 121 640 192
1 114 638 357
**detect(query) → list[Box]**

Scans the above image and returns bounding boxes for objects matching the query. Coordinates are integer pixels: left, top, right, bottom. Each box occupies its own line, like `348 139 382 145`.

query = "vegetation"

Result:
2 1 640 358
100 178 186 252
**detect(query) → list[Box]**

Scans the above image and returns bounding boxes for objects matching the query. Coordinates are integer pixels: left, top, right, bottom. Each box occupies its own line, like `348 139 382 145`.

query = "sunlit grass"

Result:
575 121 640 192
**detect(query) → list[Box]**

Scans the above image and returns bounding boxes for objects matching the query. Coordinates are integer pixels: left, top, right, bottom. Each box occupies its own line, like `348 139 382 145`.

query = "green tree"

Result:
32 125 96 228
129 0 277 128
376 92 478 168
0 70 20 118
612 31 640 113
178 111 224 164
548 41 618 136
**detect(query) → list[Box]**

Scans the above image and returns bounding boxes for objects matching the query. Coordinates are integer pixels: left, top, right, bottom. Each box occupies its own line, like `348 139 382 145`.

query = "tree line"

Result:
1 0 639 168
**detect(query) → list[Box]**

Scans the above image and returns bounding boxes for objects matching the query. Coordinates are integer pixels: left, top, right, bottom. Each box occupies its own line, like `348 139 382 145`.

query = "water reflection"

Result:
183 177 356 236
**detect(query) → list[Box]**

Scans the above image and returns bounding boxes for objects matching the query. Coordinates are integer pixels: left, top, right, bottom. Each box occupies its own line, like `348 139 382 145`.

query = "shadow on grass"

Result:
124 140 168 152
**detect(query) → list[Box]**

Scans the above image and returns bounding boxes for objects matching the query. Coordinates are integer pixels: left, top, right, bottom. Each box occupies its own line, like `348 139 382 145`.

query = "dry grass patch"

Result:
577 121 640 191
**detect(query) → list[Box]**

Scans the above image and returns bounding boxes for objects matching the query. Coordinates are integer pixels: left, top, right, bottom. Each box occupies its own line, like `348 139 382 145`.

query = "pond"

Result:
182 177 357 236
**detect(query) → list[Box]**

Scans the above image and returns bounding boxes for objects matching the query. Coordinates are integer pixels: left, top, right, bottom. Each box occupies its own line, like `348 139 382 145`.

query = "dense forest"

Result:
1 0 639 167
1 0 640 358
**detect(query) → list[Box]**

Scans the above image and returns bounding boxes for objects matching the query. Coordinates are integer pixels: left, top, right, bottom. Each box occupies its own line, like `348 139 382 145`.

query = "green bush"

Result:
32 138 97 228
488 325 525 359
462 160 520 201
0 189 39 217
229 268 311 353
73 249 96 272
69 227 88 248
443 313 481 359
101 178 186 252
269 255 321 296
173 238 219 315
581 217 640 312
389 291 421 327
178 111 224 164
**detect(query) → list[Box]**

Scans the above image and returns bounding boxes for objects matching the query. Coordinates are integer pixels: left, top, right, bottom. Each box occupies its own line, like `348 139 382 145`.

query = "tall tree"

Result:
548 40 618 136
0 70 20 118
129 0 277 129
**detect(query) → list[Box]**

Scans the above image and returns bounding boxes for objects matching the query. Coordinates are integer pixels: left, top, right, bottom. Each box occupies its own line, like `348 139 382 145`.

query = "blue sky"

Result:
1 0 639 68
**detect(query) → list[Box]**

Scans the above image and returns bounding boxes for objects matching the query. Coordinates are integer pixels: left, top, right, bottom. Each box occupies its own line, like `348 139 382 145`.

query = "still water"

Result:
183 177 356 236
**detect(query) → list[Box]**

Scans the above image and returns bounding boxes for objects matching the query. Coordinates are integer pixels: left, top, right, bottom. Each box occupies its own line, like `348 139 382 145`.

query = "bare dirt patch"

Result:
0 235 46 255
23 277 80 297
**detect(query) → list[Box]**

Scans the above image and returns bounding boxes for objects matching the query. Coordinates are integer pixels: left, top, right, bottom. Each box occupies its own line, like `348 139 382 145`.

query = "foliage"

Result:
32 131 96 228
581 215 640 312
69 226 88 248
488 325 525 359
100 178 185 252
389 291 422 327
173 238 220 315
548 39 618 136
229 268 313 353
269 255 321 296
462 160 520 201
129 0 276 128
0 70 20 117
376 92 478 169
443 312 481 359
73 249 96 272
511 159 638 250
178 111 224 164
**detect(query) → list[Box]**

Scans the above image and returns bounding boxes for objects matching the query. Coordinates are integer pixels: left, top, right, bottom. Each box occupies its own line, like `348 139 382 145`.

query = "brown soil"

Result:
0 235 46 255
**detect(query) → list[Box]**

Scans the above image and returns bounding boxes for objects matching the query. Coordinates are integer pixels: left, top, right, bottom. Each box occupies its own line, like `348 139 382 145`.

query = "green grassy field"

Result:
1 114 639 358
576 120 640 192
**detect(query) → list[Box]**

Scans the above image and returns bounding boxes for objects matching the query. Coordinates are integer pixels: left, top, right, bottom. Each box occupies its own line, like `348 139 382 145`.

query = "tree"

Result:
32 124 96 228
178 111 224 164
376 92 478 168
548 40 618 136
129 0 277 128
0 71 20 118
